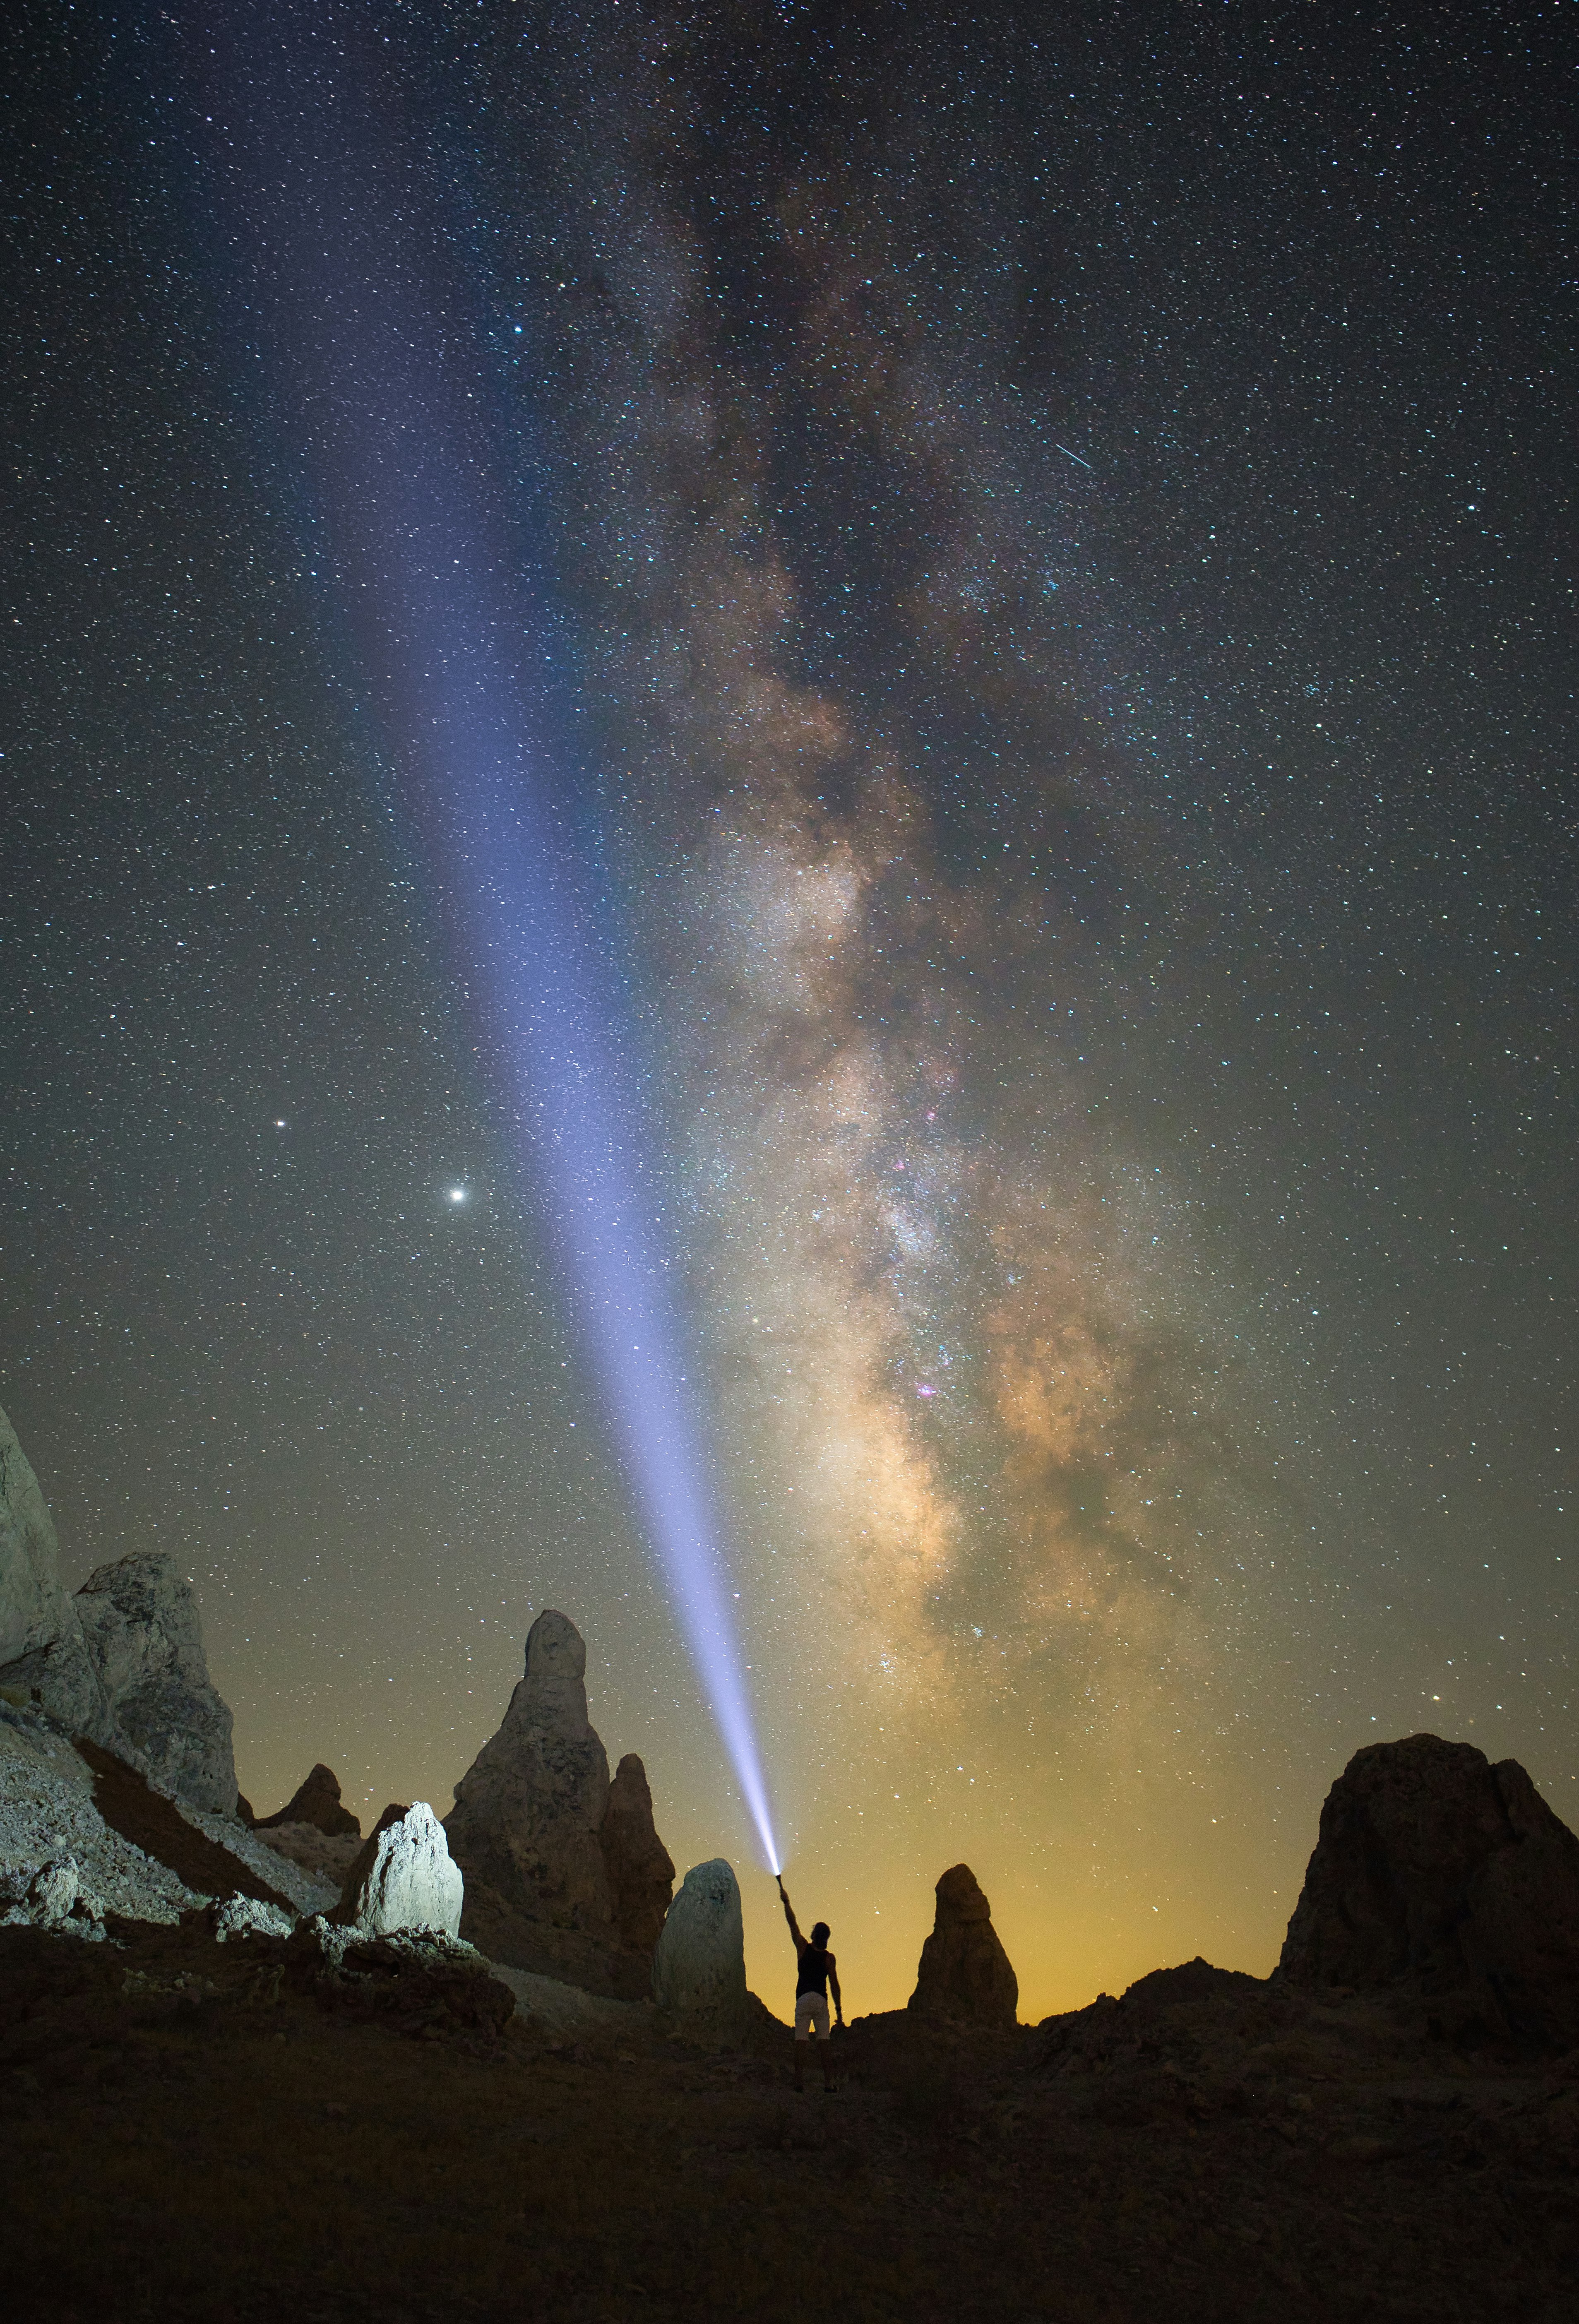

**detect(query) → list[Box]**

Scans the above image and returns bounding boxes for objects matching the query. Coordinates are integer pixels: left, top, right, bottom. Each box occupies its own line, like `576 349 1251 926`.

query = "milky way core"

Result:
3 0 1574 2016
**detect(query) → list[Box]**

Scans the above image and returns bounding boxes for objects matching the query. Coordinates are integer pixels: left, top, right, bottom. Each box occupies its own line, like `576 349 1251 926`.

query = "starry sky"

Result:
3 0 1575 2018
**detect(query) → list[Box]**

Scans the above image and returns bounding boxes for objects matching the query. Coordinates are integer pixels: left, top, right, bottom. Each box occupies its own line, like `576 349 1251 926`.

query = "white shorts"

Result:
794 1991 830 2039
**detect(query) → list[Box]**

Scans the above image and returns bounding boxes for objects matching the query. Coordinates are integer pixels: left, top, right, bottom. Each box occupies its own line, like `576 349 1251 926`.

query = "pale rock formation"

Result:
446 1609 613 1937
0 1404 115 1743
331 1802 464 1938
0 1407 243 1817
908 1863 1019 2028
1280 1732 1579 2044
74 1550 238 1814
0 1698 333 1928
652 1857 749 2032
1 1702 202 1926
255 1763 361 1837
0 1853 106 1938
601 1752 675 1953
212 1894 295 1942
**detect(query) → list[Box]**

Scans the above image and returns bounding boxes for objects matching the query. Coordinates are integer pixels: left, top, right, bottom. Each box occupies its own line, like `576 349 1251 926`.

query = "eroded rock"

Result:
74 1552 238 1814
1280 1732 1579 2044
0 1404 116 1744
332 1802 464 1938
446 1609 613 1939
652 1857 748 2033
601 1753 675 1954
289 1917 515 2037
255 1763 361 1837
908 1863 1019 2029
212 1894 295 1942
0 1853 106 1938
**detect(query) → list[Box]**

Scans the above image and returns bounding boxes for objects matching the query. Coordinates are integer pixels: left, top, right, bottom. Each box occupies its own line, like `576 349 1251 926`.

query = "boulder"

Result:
908 1864 1019 2029
652 1857 749 2032
255 1763 361 1837
0 1853 106 1938
289 1918 516 2036
212 1894 295 1942
74 1552 238 1814
1280 1732 1579 2044
446 1610 614 1940
331 1802 464 1938
601 1753 675 1953
0 1404 116 1744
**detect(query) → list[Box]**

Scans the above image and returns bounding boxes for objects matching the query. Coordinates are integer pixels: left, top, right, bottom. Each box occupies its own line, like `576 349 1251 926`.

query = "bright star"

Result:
448 1187 467 1204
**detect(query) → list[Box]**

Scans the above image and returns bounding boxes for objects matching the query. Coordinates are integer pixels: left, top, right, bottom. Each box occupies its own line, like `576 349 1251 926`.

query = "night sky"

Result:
4 0 1575 2017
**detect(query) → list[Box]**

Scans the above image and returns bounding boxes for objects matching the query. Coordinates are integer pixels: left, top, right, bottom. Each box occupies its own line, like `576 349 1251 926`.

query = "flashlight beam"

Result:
196 0 779 1870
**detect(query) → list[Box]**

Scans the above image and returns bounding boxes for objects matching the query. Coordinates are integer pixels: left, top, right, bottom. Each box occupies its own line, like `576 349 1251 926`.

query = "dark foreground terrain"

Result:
6 1921 1578 2324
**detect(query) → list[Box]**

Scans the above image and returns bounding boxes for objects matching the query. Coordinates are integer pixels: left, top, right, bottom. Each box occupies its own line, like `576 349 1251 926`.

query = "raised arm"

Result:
776 1874 806 1951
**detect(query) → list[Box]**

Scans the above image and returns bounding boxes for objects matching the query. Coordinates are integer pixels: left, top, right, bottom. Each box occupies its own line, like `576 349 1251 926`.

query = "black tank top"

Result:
797 1943 832 1998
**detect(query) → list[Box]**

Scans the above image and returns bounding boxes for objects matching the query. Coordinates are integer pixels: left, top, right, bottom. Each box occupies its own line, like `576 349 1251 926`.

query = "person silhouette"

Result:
776 1872 843 2091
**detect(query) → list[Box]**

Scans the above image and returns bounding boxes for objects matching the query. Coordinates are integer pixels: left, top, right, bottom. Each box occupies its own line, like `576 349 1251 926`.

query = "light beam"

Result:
195 1 779 1870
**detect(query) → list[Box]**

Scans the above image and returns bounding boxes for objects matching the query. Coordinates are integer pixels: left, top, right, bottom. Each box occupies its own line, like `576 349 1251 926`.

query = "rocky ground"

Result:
7 1917 1577 2324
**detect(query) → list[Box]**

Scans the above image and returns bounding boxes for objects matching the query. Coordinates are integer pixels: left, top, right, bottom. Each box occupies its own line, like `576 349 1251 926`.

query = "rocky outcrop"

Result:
0 1405 115 1744
602 1753 675 1953
331 1802 464 1938
289 1919 516 2036
1279 1732 1579 2044
448 1611 612 1935
652 1857 749 2033
1 1697 332 1931
908 1864 1019 2028
73 1551 237 1814
211 1894 295 1942
0 1408 246 1821
255 1763 361 1837
442 1609 678 1998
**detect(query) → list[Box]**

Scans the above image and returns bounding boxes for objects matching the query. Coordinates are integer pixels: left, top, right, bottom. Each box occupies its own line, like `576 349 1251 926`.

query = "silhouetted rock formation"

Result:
331 1802 464 1938
0 1404 116 1745
652 1857 749 2033
1280 1731 1579 2044
447 1610 612 1929
908 1863 1019 2028
256 1763 361 1837
74 1551 238 1814
447 1610 674 1998
602 1753 675 1953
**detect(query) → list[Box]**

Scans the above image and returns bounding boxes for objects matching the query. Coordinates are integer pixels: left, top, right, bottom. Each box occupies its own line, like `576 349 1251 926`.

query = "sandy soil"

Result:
6 1919 1577 2323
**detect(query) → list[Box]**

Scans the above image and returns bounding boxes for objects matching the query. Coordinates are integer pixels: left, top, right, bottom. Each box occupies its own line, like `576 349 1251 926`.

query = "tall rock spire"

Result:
446 1608 615 1940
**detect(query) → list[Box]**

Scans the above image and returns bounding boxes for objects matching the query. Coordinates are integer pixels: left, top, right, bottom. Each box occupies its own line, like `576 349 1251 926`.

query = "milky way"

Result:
3 0 1574 2011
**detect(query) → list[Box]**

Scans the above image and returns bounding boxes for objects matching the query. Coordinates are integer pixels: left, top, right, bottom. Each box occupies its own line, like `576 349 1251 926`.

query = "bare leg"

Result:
793 2038 806 2092
821 2033 835 2093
